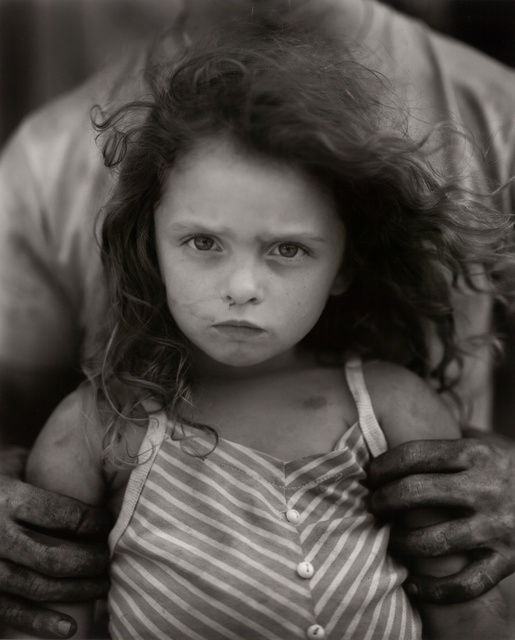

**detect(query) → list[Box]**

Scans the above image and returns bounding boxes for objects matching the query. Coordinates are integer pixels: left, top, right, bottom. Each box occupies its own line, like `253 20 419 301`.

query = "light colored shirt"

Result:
108 357 422 640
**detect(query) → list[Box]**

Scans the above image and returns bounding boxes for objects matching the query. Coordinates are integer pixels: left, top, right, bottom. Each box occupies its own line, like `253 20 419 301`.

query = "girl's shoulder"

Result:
26 383 106 505
360 360 461 447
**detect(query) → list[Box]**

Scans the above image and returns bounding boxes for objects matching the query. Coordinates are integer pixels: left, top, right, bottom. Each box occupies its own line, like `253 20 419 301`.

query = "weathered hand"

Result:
368 429 515 604
0 466 110 639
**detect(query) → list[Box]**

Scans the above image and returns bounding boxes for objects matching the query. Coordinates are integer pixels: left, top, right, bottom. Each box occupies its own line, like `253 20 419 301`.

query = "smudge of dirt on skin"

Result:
301 396 327 411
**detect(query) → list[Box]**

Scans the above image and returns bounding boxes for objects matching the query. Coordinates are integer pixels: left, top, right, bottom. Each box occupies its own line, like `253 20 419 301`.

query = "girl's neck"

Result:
192 346 314 383
182 347 356 463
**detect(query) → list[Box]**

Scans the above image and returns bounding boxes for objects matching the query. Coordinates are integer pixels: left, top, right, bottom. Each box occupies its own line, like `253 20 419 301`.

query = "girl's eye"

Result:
272 243 307 259
186 235 218 251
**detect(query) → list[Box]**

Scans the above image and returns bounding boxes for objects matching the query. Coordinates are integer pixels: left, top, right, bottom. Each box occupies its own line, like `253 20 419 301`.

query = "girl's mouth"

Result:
212 321 266 338
214 320 262 329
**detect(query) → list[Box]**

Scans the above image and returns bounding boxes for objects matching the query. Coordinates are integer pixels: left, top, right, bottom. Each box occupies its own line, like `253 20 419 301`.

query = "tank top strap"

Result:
108 412 168 553
344 357 388 458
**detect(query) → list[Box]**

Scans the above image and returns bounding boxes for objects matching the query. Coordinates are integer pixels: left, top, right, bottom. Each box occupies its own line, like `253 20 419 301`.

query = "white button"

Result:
306 624 326 639
297 561 314 579
286 509 300 524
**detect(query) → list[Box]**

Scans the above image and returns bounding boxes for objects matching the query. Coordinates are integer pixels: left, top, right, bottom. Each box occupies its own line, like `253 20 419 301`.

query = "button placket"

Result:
286 472 320 638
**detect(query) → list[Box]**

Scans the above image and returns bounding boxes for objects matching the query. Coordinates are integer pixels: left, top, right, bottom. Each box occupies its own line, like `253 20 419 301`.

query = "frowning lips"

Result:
213 320 263 329
212 320 266 337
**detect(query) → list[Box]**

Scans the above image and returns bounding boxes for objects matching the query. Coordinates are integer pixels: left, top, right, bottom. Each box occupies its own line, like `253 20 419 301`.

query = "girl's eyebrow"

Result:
166 222 328 243
270 233 328 244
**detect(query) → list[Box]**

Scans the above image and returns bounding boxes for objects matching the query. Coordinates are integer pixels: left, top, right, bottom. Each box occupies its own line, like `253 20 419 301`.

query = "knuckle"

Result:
453 439 476 466
464 474 502 512
56 505 82 533
26 574 51 601
495 550 515 577
432 527 453 555
456 486 478 510
0 519 18 548
467 517 496 549
481 483 501 506
461 518 478 547
418 529 447 556
410 528 448 556
397 475 426 507
36 545 65 577
460 574 486 600
0 478 21 513
0 524 24 570
473 476 493 501
465 439 491 466
399 441 423 468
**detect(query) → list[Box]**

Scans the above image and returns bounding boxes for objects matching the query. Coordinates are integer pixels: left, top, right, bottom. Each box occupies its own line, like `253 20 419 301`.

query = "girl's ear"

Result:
329 270 350 296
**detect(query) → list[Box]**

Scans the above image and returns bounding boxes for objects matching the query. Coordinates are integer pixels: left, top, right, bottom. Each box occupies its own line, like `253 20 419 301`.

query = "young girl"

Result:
25 21 513 640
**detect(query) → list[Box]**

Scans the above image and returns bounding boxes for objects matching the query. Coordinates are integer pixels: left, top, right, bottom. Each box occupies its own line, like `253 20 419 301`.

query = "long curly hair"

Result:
91 20 514 458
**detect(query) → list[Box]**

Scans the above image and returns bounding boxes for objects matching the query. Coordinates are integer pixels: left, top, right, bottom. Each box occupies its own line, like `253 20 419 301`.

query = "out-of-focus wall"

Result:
0 0 182 146
388 0 515 67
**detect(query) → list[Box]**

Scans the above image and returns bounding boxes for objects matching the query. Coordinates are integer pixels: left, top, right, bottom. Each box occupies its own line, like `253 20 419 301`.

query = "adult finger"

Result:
404 552 512 604
14 484 110 539
368 440 469 488
0 559 109 602
1 525 109 578
370 473 472 515
0 594 77 639
388 516 488 557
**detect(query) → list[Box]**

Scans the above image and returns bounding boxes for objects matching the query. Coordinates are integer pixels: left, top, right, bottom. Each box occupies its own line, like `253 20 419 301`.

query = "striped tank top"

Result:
108 358 422 639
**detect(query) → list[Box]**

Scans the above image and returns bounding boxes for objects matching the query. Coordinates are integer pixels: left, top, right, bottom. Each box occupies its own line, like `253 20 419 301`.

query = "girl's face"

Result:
154 139 346 375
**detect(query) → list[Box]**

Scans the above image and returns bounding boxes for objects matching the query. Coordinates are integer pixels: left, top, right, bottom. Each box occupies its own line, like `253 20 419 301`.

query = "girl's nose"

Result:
222 265 264 307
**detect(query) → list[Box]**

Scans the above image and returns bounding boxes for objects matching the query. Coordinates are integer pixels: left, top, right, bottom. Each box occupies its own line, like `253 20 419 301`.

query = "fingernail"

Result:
57 620 73 637
405 582 419 598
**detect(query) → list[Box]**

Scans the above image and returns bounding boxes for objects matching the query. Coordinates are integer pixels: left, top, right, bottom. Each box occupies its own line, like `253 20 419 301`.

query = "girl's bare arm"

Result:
365 362 514 639
22 385 106 639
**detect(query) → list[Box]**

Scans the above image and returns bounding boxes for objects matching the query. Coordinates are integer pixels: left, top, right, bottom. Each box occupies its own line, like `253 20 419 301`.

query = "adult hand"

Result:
0 450 110 639
368 429 515 604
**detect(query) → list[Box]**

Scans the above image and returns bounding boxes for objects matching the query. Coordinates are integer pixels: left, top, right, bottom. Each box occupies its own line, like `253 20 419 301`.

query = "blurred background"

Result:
0 0 513 148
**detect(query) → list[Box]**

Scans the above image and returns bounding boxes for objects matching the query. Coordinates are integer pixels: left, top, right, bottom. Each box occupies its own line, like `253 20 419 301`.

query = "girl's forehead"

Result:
172 135 277 176
159 141 343 237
